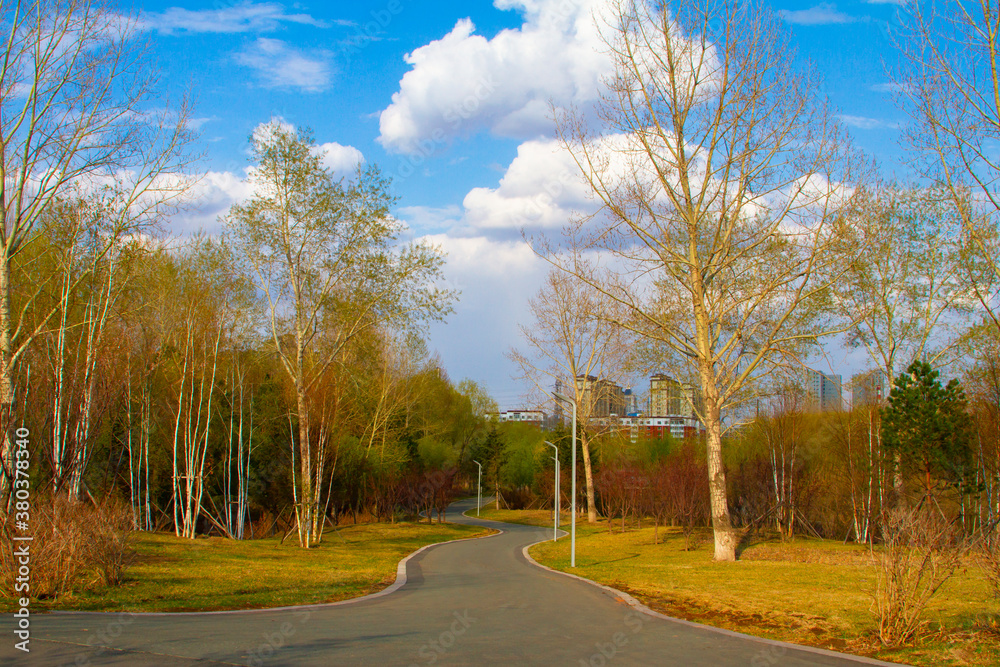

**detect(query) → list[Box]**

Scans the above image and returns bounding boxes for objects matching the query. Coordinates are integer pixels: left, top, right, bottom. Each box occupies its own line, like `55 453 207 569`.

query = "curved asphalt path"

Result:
3 497 907 666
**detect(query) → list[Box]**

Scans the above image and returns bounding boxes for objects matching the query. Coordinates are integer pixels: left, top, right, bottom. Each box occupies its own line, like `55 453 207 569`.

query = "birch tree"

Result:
0 0 192 504
225 121 455 547
40 193 151 499
165 239 238 539
554 0 867 560
509 264 633 523
752 386 808 540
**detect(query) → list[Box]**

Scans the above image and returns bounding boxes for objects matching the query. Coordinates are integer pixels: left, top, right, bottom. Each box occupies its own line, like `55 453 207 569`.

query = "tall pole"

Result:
473 460 482 516
545 441 559 541
554 392 577 567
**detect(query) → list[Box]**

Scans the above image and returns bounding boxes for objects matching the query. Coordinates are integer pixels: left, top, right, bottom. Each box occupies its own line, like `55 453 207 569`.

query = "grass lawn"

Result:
480 506 1000 667
8 520 493 613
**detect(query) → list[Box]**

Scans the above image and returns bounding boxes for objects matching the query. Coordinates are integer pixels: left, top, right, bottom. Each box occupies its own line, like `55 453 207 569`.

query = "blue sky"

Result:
131 0 913 408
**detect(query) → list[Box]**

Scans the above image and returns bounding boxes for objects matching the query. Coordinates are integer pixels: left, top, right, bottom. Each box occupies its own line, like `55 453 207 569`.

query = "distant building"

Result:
851 369 889 407
648 373 698 418
623 388 640 416
575 375 626 417
582 373 707 441
491 410 546 427
803 368 842 412
591 415 704 442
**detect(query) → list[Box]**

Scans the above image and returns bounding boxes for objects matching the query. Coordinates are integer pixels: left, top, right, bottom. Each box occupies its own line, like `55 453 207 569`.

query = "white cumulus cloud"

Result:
165 126 364 235
377 0 614 154
460 137 594 234
316 142 365 176
419 233 549 399
168 170 255 236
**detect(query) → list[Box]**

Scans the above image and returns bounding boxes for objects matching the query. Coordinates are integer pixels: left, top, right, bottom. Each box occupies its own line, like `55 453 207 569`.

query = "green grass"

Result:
481 507 1000 667
11 520 493 613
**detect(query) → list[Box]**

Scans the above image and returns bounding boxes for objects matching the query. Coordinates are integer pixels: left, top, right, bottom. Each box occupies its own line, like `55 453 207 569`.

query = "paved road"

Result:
2 497 905 666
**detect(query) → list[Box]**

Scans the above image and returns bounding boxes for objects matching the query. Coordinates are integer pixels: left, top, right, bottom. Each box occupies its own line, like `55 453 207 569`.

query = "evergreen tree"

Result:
476 423 506 508
881 360 972 500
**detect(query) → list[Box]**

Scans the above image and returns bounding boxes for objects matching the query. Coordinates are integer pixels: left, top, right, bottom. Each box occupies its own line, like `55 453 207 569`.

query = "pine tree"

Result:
881 360 972 500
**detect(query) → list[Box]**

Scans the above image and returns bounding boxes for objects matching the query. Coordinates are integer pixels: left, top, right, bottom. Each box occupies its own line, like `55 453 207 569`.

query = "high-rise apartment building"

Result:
851 369 889 406
803 368 842 411
648 374 697 417
623 388 639 416
575 375 626 417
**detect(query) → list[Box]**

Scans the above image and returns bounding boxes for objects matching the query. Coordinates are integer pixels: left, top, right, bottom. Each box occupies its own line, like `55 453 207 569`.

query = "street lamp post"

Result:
544 441 559 542
553 391 577 567
473 460 482 516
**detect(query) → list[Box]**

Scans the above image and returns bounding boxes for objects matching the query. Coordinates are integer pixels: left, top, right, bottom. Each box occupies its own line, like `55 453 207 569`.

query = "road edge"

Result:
49 514 502 617
519 540 910 667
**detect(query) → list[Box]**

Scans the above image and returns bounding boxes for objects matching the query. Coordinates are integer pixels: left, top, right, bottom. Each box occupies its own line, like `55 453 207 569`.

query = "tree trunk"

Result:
693 251 738 560
703 389 738 561
580 434 597 523
0 253 14 509
295 382 313 548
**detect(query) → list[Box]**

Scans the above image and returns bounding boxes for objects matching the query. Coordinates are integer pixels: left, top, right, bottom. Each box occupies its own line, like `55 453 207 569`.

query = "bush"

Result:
868 507 969 646
978 520 1000 599
502 486 535 510
1 496 135 599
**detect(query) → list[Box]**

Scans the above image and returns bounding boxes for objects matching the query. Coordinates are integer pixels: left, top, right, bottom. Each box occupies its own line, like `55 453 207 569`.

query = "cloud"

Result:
778 3 856 25
418 233 549 400
460 137 594 235
187 117 215 131
870 82 914 94
235 38 332 92
165 169 255 236
141 2 327 34
452 130 763 239
316 142 364 176
424 233 543 280
838 114 902 130
130 108 214 132
377 0 614 154
397 205 462 234
166 134 365 234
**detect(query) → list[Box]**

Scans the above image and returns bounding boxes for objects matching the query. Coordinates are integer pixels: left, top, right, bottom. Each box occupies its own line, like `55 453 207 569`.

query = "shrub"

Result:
978 520 1000 600
868 507 969 646
1 496 135 599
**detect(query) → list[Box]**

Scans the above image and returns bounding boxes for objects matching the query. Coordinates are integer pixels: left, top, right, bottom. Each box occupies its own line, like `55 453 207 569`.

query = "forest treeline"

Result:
6 202 513 540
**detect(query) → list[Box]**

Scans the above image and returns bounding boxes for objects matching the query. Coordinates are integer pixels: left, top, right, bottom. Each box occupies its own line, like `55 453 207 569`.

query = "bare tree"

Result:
0 0 192 504
838 186 972 377
509 263 633 523
752 386 809 540
553 0 867 560
826 390 885 544
164 239 241 539
896 1 1000 330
